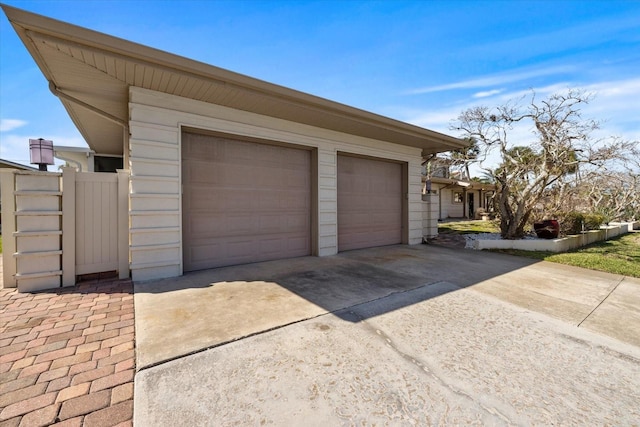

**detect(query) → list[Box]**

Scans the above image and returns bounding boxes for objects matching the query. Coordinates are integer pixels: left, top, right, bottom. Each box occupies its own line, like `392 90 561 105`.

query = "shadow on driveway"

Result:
134 244 543 369
134 243 639 369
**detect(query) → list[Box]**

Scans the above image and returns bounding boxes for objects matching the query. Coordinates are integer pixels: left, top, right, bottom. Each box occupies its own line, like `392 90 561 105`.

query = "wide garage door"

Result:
337 154 402 251
182 132 311 271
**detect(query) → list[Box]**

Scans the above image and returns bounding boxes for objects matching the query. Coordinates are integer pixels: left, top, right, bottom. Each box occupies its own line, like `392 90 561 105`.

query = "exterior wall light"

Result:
29 138 55 171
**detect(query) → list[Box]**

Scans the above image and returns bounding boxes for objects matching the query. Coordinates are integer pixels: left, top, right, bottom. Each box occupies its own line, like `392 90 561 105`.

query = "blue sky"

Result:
1 0 639 169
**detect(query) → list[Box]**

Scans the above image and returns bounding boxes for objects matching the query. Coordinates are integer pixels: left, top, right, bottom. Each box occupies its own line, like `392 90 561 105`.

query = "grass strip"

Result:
492 233 640 278
438 220 500 235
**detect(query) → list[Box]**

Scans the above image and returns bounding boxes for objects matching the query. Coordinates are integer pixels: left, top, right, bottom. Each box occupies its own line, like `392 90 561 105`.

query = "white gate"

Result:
75 173 119 275
65 169 129 282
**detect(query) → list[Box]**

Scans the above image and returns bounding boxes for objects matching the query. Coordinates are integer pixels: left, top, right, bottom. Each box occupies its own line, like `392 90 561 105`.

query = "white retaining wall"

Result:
610 221 640 232
472 222 638 252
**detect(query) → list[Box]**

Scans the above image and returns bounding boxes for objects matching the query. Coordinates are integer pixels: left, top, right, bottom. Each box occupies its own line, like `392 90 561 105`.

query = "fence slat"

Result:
75 172 119 275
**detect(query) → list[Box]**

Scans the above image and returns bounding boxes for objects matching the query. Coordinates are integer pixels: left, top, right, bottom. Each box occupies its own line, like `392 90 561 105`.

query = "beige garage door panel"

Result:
337 155 402 252
182 132 311 271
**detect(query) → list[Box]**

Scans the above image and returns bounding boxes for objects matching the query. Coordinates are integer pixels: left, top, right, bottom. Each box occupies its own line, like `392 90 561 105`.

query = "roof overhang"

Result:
2 4 468 157
426 176 496 191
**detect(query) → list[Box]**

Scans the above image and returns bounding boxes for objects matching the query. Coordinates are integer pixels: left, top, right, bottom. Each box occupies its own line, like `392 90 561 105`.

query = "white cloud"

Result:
494 82 576 100
402 76 640 171
405 65 575 95
581 77 640 140
0 119 28 132
405 79 635 133
473 89 503 98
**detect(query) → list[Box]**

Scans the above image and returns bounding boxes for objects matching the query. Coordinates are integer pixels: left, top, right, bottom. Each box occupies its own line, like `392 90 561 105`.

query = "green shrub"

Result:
583 214 604 230
556 211 605 236
558 211 584 236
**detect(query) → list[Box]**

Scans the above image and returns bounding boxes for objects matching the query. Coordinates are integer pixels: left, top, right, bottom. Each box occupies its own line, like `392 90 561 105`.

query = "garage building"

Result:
3 4 467 282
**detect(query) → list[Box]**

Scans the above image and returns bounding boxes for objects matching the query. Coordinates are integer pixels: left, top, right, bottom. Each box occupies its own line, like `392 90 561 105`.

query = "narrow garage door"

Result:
337 154 403 251
182 132 311 271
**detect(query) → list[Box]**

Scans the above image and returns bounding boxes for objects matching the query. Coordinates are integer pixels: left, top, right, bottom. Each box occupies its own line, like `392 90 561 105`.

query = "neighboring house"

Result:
423 157 495 220
53 146 123 173
2 5 467 286
0 159 37 172
425 176 495 220
0 159 38 227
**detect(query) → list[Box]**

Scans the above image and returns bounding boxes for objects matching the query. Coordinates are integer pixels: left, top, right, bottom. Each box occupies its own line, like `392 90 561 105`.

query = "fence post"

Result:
117 169 130 279
61 167 76 286
1 170 17 288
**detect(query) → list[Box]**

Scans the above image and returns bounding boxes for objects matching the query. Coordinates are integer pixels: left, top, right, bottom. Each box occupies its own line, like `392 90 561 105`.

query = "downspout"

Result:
122 127 130 171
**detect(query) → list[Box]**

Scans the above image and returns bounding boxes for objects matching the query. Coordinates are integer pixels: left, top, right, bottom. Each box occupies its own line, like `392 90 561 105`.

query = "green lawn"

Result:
438 220 500 235
493 233 640 278
437 220 639 278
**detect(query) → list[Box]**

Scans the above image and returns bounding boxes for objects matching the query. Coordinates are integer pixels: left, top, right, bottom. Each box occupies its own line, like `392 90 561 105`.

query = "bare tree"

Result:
581 169 640 221
453 89 639 239
448 137 480 180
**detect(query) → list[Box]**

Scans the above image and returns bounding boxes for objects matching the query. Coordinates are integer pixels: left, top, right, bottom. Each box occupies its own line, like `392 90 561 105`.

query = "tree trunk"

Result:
497 183 530 239
500 211 530 239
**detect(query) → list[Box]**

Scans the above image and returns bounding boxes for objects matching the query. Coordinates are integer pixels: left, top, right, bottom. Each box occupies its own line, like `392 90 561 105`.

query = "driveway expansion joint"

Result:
137 280 445 372
577 276 626 328
345 288 516 424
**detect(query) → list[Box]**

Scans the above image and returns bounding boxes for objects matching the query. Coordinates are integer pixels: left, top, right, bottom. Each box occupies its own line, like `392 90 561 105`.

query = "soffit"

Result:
3 4 467 156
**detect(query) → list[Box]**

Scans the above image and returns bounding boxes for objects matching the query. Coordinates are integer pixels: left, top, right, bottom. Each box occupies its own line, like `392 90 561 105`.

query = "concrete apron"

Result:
134 247 435 369
134 244 640 370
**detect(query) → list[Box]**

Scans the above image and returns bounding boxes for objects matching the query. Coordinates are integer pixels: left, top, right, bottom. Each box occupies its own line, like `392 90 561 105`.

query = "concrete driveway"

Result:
134 245 640 425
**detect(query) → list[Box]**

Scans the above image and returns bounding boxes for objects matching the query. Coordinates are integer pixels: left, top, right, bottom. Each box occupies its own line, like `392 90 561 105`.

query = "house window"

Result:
453 191 464 203
94 156 123 173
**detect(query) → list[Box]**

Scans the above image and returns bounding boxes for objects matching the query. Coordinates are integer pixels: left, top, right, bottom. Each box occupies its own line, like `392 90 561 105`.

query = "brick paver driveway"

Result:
0 279 134 426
